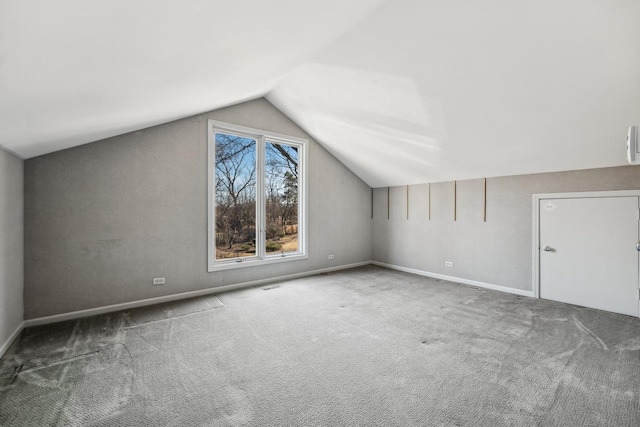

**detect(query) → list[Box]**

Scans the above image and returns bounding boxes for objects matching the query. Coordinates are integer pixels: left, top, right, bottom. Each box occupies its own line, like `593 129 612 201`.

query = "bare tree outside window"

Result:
265 142 299 254
209 121 306 269
214 132 301 259
215 133 257 259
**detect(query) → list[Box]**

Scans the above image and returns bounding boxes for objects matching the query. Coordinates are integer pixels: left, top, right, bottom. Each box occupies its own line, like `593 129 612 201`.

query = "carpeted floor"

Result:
1 265 639 426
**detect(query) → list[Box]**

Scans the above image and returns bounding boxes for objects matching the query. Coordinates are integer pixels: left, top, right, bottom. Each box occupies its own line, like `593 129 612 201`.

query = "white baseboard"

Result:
24 261 371 328
0 321 25 359
21 260 531 330
372 261 535 298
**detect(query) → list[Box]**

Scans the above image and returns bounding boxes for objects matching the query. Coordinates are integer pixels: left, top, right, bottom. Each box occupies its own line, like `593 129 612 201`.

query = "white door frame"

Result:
532 190 640 302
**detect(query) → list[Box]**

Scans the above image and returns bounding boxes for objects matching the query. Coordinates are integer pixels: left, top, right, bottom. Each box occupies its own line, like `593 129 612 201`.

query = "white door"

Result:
539 196 639 316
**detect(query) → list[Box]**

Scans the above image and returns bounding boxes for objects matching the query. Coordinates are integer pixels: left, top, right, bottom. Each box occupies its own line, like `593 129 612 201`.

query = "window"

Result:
208 120 307 271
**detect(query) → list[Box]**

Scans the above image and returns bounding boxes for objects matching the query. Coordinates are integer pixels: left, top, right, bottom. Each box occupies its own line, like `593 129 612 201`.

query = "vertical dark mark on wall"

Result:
454 181 457 221
387 187 390 219
483 178 487 222
371 188 374 219
428 183 431 221
406 185 409 220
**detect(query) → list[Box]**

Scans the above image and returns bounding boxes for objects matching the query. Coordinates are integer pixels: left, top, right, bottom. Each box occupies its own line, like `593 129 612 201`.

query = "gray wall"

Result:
373 166 640 291
0 147 24 347
24 99 373 319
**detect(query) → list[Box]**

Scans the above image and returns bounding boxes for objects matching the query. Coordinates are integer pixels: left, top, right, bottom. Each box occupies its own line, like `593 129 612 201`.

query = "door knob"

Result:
636 242 640 252
543 246 553 252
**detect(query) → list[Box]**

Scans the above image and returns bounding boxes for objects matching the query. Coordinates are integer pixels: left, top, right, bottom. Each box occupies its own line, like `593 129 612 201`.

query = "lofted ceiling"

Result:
0 0 386 158
1 0 639 187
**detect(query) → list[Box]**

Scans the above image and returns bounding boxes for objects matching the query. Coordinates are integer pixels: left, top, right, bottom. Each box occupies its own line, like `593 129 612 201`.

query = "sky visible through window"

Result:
214 132 298 260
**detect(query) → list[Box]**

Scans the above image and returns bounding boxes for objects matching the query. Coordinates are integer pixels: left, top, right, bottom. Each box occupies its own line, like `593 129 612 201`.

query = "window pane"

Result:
215 132 257 260
265 141 299 254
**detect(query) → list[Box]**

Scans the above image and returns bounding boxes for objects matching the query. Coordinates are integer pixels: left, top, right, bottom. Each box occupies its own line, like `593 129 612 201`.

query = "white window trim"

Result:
207 120 308 272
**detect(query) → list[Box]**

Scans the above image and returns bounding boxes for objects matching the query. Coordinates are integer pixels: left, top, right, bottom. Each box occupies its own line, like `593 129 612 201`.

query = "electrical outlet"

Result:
153 277 165 285
328 254 335 260
445 261 454 268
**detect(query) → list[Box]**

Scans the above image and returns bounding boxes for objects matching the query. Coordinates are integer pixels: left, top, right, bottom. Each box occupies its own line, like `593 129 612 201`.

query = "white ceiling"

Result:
2 0 639 187
0 0 385 158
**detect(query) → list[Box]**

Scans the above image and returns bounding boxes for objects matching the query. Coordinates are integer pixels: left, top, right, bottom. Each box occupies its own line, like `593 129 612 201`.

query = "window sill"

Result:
208 253 308 272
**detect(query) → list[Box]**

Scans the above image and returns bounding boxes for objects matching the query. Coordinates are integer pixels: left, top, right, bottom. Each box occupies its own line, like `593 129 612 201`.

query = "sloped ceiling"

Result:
268 0 640 187
2 1 639 188
0 0 386 158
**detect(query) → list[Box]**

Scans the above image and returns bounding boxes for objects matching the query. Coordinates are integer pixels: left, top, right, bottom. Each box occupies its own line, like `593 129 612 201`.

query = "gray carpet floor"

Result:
1 265 639 426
